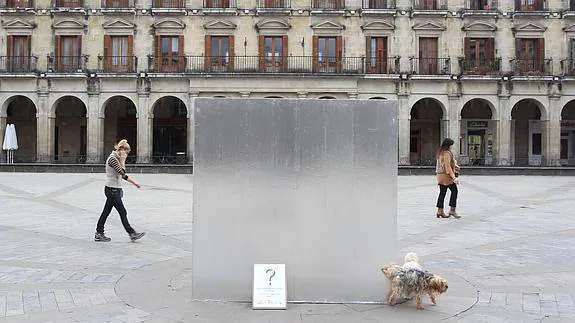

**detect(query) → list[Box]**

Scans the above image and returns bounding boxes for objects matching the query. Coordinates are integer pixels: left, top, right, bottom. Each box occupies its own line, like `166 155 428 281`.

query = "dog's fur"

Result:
381 265 448 309
402 252 423 270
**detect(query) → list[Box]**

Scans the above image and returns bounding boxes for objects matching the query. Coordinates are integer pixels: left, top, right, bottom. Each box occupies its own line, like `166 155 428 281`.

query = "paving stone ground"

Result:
0 173 574 322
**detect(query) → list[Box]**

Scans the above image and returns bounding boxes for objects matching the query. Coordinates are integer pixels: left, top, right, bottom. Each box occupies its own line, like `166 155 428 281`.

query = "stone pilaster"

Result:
137 94 152 164
188 92 198 164
398 95 410 165
547 97 561 166
36 93 52 163
86 94 101 163
497 96 511 166
448 95 461 157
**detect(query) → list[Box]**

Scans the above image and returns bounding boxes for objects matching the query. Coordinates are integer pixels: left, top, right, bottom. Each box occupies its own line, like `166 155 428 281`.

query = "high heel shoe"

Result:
449 207 461 219
436 212 450 218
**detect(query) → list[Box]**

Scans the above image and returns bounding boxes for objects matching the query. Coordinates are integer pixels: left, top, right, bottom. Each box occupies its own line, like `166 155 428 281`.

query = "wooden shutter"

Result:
228 35 234 71
281 35 288 72
55 35 61 71
155 35 161 71
204 35 211 72
366 36 371 71
464 37 470 60
178 35 184 71
336 36 342 72
103 35 112 71
7 35 14 57
537 38 545 72
258 35 265 72
486 38 494 60
312 36 318 72
515 0 521 10
127 35 134 72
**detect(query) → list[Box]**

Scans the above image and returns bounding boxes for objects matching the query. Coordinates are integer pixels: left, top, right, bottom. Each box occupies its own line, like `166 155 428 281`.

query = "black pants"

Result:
96 186 135 234
436 183 458 209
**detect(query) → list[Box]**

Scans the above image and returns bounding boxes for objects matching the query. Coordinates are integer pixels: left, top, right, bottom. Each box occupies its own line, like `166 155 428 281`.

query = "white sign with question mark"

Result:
253 264 286 310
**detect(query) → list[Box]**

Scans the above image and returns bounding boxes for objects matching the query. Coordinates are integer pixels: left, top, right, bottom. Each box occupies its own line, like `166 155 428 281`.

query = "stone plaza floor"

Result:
0 173 574 322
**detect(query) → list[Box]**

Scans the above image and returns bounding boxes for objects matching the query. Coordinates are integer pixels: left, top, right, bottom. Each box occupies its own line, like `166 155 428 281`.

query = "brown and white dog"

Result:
381 264 448 309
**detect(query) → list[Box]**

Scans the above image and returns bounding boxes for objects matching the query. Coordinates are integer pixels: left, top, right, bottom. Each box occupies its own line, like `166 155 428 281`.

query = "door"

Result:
367 37 387 74
409 130 421 165
560 137 568 160
467 130 485 165
419 38 438 74
8 35 30 72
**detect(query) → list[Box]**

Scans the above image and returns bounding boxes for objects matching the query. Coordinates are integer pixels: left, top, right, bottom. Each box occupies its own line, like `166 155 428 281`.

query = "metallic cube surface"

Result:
192 98 398 303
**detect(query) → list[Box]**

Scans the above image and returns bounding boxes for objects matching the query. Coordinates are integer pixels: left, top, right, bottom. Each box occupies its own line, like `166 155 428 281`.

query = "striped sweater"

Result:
105 151 129 188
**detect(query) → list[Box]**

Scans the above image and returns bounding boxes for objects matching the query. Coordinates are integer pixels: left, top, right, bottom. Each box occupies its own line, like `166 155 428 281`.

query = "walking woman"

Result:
435 138 462 219
95 139 145 242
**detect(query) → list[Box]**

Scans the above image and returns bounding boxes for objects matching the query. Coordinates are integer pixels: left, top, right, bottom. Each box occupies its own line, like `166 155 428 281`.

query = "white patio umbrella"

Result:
2 124 18 164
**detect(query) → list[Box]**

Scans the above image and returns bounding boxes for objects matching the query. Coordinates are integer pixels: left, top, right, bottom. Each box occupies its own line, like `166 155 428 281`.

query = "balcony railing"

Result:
53 0 83 7
98 56 137 73
312 0 345 9
412 0 447 10
410 57 451 75
147 55 399 74
257 0 290 8
0 56 37 72
459 57 501 75
464 0 497 10
362 0 396 9
1 0 34 8
571 0 575 11
561 59 575 76
153 0 185 7
203 0 236 8
48 55 88 73
510 58 552 76
102 0 132 8
514 0 546 11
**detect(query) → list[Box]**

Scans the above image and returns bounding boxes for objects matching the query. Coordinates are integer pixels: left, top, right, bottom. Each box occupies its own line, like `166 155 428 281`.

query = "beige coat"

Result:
436 150 457 186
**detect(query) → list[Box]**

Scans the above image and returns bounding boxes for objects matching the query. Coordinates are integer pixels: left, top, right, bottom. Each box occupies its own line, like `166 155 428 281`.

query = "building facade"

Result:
1 0 575 165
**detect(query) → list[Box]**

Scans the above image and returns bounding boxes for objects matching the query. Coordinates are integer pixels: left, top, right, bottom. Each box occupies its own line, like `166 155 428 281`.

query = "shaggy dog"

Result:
402 252 423 270
381 265 448 309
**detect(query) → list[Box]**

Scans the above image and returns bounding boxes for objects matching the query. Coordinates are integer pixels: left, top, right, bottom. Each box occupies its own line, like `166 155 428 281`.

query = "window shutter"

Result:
515 0 521 10
228 35 235 71
515 38 521 59
27 35 31 57
366 36 371 71
178 35 184 71
464 37 470 59
258 35 265 72
312 36 319 72
281 35 288 72
55 35 61 71
127 35 134 72
77 35 82 56
77 35 83 70
537 38 545 72
205 35 211 72
336 36 343 72
155 35 161 72
7 35 14 57
104 35 111 71
486 37 494 60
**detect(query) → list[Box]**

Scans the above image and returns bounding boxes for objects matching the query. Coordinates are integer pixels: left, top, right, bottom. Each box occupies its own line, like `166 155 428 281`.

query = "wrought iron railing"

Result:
153 0 185 7
1 0 34 7
410 57 451 75
464 0 497 10
459 57 501 75
510 58 552 76
152 154 188 165
53 0 83 7
412 0 447 10
48 55 88 73
102 0 132 8
257 0 290 8
312 0 345 9
514 0 547 11
147 55 398 74
98 56 137 73
561 58 575 76
362 0 396 8
0 56 37 72
203 0 235 8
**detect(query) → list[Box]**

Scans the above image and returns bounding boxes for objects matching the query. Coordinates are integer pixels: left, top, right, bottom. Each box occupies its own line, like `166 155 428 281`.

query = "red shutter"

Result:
103 35 111 71
55 35 61 71
228 35 234 71
464 37 470 59
336 36 342 72
258 35 265 72
312 36 318 72
127 35 134 72
486 38 494 60
155 35 162 71
178 35 184 72
537 38 545 72
205 35 211 72
366 36 371 72
281 35 288 72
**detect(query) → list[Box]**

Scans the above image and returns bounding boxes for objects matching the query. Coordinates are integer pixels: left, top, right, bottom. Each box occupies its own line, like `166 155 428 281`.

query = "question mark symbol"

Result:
265 268 276 286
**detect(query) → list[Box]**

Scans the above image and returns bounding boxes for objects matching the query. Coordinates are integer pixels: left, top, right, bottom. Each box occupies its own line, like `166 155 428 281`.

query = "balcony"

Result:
153 0 185 8
203 0 236 14
362 0 396 9
561 59 575 76
513 0 548 16
0 56 37 73
459 58 501 75
510 58 552 76
102 0 132 8
98 56 137 73
53 0 83 8
1 0 34 8
147 55 398 75
256 0 291 14
412 0 447 11
410 57 451 75
311 0 345 10
462 0 499 17
47 55 88 73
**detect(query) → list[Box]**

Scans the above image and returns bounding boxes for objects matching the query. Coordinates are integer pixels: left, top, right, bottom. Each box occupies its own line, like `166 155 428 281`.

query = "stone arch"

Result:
50 94 88 118
561 99 575 120
151 95 189 117
102 96 138 162
560 100 575 165
511 98 544 120
151 96 188 164
1 95 38 162
53 96 88 163
100 95 138 118
510 98 546 166
409 98 445 166
460 98 496 119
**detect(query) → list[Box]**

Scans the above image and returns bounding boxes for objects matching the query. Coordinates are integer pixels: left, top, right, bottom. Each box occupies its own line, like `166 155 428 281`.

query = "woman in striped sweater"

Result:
94 139 145 242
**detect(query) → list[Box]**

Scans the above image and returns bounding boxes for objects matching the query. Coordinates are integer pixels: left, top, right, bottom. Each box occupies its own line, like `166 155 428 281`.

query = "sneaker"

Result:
94 232 111 242
129 232 145 242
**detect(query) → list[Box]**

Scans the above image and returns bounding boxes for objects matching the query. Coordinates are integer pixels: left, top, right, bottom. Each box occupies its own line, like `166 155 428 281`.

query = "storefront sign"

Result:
467 121 488 128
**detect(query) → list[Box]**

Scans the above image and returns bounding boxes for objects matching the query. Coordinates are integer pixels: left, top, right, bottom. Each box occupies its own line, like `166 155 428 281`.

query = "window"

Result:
463 38 495 73
368 0 389 9
104 35 133 72
55 35 82 72
155 35 184 72
205 35 234 72
262 0 285 8
6 0 34 8
467 0 490 9
312 0 344 9
153 0 185 7
313 36 342 72
420 0 438 10
7 35 31 72
515 0 544 11
366 36 387 74
105 0 129 8
418 37 438 74
205 0 231 8
259 36 287 72
515 38 544 73
55 0 83 7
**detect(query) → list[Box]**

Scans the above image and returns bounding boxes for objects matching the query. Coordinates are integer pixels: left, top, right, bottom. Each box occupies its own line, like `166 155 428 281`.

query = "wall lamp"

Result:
89 73 97 78
502 75 509 81
39 73 46 78
298 9 304 14
553 76 560 81
139 72 148 78
400 73 408 80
